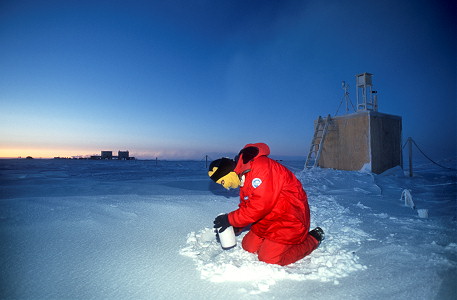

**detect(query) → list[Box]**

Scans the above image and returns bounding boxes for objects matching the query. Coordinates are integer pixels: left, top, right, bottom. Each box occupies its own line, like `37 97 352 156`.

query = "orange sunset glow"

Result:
0 148 98 159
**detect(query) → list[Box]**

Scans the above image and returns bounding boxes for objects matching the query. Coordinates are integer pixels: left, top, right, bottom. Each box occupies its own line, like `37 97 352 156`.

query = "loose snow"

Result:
0 159 455 299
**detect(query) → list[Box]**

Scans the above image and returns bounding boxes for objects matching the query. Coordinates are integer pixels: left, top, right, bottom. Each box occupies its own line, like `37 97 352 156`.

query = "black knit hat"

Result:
208 158 236 182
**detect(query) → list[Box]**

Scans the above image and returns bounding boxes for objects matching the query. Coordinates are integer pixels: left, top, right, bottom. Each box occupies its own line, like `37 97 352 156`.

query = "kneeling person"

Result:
208 143 324 266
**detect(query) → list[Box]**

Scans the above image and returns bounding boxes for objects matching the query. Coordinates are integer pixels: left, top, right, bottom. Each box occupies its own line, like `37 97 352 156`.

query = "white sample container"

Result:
218 226 236 250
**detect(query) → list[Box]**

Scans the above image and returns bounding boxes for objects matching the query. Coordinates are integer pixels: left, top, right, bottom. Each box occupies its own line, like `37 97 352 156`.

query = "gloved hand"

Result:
213 214 231 233
233 227 243 236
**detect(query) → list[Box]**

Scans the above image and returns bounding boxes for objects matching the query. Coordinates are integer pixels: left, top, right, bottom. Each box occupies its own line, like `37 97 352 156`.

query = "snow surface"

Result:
0 159 456 299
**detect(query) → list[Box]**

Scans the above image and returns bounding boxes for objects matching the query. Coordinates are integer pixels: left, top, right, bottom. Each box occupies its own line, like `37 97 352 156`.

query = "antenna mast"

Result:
335 80 356 115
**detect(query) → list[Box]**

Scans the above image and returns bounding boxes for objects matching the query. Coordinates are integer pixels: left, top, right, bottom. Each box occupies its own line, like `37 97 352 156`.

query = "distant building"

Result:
89 150 135 160
118 151 129 160
101 151 113 160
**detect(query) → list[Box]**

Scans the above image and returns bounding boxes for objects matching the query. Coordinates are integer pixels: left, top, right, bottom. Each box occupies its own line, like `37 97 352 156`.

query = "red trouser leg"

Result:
242 230 264 253
242 231 319 266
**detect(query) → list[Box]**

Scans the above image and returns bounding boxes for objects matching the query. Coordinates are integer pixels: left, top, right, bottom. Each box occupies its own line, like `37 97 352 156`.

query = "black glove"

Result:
213 214 231 233
233 227 243 236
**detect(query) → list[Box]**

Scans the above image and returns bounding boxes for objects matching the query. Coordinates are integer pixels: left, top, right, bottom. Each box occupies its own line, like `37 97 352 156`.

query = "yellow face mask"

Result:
208 168 241 190
218 171 241 190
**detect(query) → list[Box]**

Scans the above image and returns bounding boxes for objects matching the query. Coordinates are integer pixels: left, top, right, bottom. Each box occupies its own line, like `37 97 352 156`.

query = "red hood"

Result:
234 143 270 174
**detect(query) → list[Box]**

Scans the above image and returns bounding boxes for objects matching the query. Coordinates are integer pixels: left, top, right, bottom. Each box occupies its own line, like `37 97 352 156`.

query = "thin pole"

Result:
205 155 208 169
408 137 413 177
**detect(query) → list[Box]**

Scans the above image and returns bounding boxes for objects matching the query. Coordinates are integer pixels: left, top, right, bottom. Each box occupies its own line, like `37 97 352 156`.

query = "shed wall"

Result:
317 111 402 174
370 114 402 174
319 113 370 171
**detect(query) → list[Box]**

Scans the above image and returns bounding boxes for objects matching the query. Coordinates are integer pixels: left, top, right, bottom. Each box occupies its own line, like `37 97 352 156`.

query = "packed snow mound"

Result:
180 192 368 294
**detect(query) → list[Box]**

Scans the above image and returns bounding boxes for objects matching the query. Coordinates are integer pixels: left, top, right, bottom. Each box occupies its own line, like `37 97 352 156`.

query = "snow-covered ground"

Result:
0 158 455 299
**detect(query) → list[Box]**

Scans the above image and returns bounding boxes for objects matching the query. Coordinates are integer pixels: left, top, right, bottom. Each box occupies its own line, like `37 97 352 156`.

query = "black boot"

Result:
309 227 325 245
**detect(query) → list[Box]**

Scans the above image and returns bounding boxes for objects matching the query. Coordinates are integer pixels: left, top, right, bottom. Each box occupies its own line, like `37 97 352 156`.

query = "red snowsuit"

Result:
228 143 319 266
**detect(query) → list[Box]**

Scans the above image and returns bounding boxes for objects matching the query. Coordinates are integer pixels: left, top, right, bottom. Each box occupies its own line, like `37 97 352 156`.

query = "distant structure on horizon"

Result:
90 150 135 160
305 72 402 174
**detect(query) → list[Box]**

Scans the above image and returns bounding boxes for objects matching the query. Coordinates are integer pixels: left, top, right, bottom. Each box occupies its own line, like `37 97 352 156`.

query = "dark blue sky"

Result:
1 0 455 160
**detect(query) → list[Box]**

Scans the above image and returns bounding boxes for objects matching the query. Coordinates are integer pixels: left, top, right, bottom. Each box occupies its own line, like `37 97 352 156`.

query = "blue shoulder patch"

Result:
252 178 262 188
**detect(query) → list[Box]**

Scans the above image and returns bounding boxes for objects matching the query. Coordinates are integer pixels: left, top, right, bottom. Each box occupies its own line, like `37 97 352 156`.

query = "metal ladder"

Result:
305 114 331 168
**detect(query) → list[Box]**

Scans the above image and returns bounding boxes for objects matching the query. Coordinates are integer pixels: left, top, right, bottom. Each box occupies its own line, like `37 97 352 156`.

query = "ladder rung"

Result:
305 115 331 168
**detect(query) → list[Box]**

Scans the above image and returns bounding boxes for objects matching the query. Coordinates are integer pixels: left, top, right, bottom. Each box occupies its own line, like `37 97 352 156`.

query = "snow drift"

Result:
0 159 455 299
